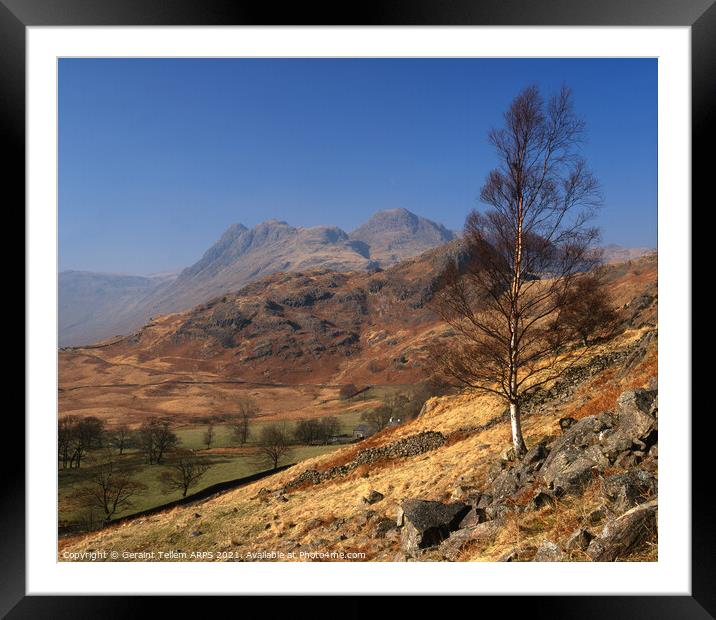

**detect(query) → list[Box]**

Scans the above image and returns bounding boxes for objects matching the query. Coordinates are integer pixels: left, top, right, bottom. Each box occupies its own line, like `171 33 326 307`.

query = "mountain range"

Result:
59 209 455 347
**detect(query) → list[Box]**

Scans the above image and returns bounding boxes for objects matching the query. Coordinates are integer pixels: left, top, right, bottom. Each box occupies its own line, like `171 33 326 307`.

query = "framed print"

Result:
6 0 707 614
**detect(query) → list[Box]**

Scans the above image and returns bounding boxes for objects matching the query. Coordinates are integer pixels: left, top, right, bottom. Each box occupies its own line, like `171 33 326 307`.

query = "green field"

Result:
58 426 343 529
58 383 425 530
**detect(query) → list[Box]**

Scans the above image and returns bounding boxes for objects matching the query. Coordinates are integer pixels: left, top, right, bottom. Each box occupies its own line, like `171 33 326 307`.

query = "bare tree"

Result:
230 397 259 445
159 450 213 497
108 424 132 455
294 416 341 445
559 269 619 346
294 419 322 445
137 417 179 464
203 423 215 450
58 416 105 469
431 85 604 457
258 424 292 470
319 416 340 442
69 451 147 523
360 402 395 433
58 415 79 469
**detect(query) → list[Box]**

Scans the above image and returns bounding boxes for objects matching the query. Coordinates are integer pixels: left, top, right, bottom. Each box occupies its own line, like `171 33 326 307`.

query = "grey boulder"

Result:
399 499 470 554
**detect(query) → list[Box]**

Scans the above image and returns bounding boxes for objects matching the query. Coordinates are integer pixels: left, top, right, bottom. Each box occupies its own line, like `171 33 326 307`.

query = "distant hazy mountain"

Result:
601 244 656 264
58 271 177 347
349 208 455 266
59 209 452 346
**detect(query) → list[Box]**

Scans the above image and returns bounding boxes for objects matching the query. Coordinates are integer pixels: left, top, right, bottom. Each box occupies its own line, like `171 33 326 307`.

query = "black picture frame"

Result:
5 0 705 615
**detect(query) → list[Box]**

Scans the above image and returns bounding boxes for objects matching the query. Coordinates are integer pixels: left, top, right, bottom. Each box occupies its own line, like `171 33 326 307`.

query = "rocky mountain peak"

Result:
349 208 455 266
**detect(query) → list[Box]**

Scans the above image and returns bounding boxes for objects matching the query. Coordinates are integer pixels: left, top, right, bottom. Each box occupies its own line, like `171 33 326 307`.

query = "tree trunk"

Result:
509 402 527 457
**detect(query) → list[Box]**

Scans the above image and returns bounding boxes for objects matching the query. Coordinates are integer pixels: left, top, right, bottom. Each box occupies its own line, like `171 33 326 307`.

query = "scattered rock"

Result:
450 486 480 502
541 415 610 494
565 527 594 552
521 443 549 471
374 518 398 538
363 490 385 505
489 471 520 501
587 499 657 561
613 451 639 469
439 521 502 561
500 545 537 562
586 505 609 525
457 506 488 529
600 389 658 460
284 431 446 490
532 540 566 562
527 489 556 511
484 502 515 521
399 499 471 554
552 457 599 496
601 469 656 514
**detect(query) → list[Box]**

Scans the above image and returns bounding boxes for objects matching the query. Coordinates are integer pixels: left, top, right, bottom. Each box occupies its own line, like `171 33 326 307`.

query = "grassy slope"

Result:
59 324 657 561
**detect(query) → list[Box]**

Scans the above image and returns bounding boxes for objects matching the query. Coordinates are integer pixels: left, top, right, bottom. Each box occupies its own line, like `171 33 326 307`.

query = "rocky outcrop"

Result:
398 500 470 555
390 384 658 562
601 469 657 513
586 499 657 561
599 389 658 459
540 414 611 494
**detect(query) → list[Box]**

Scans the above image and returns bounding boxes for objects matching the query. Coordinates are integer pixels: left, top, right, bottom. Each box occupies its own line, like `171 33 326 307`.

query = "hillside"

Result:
58 239 470 426
59 251 656 426
59 253 658 561
59 209 454 346
59 321 658 562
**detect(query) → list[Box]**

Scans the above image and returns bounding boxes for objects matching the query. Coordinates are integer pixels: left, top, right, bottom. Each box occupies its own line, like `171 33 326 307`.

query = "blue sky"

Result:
59 58 657 274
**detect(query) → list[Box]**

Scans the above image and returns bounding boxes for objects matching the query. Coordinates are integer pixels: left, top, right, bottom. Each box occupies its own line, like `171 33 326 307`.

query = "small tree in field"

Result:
159 450 213 498
137 417 179 464
294 419 321 445
230 397 259 445
58 415 105 469
258 424 292 470
108 424 132 455
431 85 607 457
203 423 215 450
69 451 147 523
